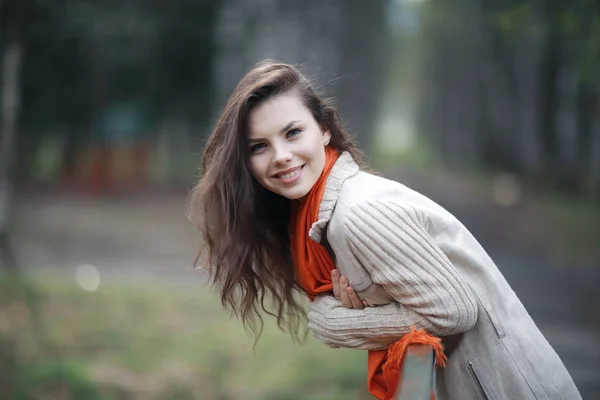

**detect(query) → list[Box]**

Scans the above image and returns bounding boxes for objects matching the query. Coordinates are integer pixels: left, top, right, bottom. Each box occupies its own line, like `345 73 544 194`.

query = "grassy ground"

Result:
0 275 370 400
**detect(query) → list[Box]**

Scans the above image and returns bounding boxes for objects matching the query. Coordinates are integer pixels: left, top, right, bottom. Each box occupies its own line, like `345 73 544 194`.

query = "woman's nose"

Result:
272 145 292 165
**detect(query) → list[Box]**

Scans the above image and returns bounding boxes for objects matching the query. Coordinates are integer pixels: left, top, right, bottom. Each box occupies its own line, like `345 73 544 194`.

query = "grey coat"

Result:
306 152 582 400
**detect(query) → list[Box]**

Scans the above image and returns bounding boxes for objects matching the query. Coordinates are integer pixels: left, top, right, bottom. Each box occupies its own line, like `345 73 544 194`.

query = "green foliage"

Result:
13 359 103 400
0 276 103 399
489 3 535 39
490 1 600 85
579 13 600 83
422 0 600 86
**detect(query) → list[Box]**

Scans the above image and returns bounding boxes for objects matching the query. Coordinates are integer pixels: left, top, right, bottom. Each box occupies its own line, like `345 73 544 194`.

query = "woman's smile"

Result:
272 165 305 185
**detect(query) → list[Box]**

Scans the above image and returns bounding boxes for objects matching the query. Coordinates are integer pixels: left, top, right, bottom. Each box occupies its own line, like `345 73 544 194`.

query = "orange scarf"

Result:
290 147 447 400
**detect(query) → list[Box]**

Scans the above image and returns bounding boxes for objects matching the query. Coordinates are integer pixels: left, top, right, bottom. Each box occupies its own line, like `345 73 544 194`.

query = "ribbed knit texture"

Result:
307 199 479 348
307 153 479 349
308 151 358 244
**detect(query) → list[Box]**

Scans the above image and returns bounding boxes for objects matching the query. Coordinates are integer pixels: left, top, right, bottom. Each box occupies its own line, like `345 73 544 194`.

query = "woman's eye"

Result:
287 129 301 138
250 143 267 153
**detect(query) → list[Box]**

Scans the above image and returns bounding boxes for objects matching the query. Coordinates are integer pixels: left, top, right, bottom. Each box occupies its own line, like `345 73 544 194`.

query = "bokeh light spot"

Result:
75 264 101 292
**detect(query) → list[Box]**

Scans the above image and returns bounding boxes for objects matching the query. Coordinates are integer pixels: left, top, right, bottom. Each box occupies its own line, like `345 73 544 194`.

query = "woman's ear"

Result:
321 124 331 146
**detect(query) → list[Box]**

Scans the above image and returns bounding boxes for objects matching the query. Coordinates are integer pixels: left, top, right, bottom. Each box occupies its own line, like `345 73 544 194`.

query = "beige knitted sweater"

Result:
307 152 479 349
305 152 581 400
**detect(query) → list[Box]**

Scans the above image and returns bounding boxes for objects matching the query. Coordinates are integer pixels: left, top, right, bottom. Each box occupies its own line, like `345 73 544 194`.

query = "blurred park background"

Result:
0 0 599 399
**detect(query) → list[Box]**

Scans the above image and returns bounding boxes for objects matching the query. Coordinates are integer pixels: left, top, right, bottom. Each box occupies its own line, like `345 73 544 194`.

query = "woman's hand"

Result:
331 269 369 309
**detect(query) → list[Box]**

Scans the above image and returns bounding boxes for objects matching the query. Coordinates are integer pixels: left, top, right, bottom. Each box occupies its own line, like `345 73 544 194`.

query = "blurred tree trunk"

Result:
537 4 561 178
0 0 26 271
573 2 600 196
576 86 595 190
420 0 487 168
336 0 391 155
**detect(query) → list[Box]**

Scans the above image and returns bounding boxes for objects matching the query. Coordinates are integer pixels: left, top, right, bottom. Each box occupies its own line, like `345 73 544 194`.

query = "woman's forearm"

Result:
307 295 462 350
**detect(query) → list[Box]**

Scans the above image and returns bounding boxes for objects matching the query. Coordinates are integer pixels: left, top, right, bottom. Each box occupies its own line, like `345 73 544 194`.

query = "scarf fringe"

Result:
381 327 447 399
384 327 447 372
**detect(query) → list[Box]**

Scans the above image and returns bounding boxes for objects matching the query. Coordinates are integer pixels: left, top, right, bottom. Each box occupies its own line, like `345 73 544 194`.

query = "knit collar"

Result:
308 151 359 243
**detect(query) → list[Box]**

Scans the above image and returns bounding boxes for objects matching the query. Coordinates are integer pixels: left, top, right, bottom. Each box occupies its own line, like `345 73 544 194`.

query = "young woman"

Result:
188 60 582 400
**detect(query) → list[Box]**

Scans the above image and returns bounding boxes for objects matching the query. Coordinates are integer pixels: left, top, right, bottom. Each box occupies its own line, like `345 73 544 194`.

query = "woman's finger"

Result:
331 269 341 300
339 276 353 308
347 287 364 309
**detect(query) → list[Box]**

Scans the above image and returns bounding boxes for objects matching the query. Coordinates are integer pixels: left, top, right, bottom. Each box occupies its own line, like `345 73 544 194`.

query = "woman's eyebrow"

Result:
248 120 301 143
279 120 300 134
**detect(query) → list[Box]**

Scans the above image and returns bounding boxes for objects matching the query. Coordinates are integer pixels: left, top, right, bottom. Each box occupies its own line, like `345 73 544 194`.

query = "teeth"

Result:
280 168 300 179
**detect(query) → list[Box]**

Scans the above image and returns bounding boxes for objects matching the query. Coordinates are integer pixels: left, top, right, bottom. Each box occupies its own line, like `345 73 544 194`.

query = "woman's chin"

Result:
281 191 308 201
276 186 310 201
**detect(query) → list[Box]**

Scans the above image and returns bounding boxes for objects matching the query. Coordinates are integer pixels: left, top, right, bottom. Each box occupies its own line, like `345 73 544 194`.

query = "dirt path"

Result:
12 189 200 283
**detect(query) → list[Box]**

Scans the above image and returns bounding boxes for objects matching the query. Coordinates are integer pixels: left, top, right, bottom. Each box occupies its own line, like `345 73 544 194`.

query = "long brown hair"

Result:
188 60 366 341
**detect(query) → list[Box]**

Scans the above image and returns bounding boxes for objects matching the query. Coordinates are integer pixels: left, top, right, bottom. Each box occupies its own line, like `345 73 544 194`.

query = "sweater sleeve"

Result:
307 200 478 349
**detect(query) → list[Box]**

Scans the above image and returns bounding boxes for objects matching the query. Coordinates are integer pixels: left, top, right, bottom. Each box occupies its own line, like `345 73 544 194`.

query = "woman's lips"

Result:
273 165 305 185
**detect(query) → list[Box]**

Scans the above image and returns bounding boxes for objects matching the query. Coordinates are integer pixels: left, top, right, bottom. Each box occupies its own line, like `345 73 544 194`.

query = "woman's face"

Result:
247 91 331 200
